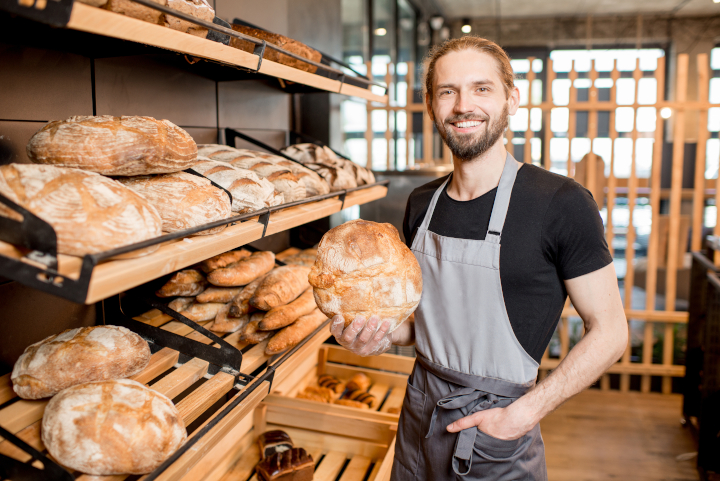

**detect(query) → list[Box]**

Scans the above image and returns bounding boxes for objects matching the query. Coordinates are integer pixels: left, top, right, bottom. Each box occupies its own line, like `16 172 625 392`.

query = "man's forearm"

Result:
511 318 627 427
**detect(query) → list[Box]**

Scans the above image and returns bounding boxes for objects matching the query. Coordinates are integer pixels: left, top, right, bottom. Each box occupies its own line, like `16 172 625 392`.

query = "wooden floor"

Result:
541 390 699 481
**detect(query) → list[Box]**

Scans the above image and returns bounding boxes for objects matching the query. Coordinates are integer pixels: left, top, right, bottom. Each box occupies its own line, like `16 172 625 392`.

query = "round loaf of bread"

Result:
12 326 151 399
308 219 422 331
42 379 186 475
0 163 163 256
26 115 197 176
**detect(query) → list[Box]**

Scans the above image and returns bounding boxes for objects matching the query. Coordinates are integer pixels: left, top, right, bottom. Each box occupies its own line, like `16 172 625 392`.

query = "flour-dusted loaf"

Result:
309 219 422 331
191 158 282 211
11 326 151 399
117 172 231 235
27 116 197 176
282 143 374 187
164 0 214 37
42 379 186 475
0 164 162 257
156 269 207 297
230 24 322 73
303 163 357 191
222 156 306 203
250 265 312 311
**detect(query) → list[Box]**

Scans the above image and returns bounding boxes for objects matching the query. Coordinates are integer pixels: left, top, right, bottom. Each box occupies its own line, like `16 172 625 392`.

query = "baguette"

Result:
258 289 316 330
265 309 327 355
250 265 311 311
180 302 225 322
209 304 248 333
156 269 206 297
229 274 266 317
199 249 251 273
207 251 275 287
196 286 242 303
240 312 275 344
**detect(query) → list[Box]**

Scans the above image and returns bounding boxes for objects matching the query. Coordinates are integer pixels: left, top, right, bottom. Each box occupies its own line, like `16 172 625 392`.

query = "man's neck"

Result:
446 141 508 202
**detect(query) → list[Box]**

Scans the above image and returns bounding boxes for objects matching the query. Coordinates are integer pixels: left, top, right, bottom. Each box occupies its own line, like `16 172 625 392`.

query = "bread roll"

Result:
180 302 225 322
168 297 194 312
230 24 322 73
345 372 371 392
156 269 206 297
0 164 163 257
11 326 151 399
229 274 266 317
259 289 316 330
309 220 422 331
265 309 327 355
27 116 197 176
117 172 231 235
42 379 186 475
164 0 214 37
240 312 275 344
250 265 311 311
207 251 275 287
210 306 248 333
296 385 334 403
191 158 280 211
200 249 251 273
196 286 242 303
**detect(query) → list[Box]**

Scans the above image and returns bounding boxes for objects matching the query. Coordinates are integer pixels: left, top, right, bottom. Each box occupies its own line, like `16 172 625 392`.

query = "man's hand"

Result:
330 315 394 357
446 403 536 441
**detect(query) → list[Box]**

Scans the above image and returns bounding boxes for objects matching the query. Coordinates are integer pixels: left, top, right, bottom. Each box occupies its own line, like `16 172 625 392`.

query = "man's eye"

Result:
477 87 487 92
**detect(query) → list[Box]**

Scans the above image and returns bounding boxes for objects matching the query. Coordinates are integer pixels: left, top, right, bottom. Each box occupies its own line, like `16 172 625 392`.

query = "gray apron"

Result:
391 153 547 481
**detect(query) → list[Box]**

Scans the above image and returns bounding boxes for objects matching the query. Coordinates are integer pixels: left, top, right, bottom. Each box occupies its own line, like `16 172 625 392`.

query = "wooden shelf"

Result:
64 3 388 104
0 184 387 304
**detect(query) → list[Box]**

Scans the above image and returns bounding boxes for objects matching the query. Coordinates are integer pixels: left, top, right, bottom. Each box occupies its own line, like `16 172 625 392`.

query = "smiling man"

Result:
330 36 628 480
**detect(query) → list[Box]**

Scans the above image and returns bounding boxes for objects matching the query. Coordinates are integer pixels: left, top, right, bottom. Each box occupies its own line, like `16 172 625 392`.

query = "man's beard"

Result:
434 103 509 162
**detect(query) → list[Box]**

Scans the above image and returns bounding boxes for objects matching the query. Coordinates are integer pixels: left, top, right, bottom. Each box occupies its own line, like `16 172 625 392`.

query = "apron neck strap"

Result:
486 152 521 243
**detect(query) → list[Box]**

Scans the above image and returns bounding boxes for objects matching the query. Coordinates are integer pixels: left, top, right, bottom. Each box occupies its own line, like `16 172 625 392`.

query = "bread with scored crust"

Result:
309 219 422 331
11 326 151 399
42 379 186 475
250 265 311 311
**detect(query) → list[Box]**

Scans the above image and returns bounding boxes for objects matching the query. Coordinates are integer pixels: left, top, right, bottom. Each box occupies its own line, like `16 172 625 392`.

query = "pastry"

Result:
255 447 314 481
257 430 294 460
345 373 371 392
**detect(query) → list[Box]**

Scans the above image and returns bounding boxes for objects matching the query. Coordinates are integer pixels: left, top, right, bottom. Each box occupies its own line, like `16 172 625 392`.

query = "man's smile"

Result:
448 119 485 133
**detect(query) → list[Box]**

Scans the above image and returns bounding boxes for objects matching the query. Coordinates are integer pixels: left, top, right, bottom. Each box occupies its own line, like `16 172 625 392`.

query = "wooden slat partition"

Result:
368 52 720 393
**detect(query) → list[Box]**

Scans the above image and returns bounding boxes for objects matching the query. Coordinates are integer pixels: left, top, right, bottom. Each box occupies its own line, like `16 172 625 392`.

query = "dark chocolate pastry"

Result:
318 374 342 393
345 389 375 407
257 430 294 460
256 447 314 481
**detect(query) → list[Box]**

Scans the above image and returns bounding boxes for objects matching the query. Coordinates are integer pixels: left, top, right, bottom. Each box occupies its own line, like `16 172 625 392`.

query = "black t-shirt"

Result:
403 164 613 363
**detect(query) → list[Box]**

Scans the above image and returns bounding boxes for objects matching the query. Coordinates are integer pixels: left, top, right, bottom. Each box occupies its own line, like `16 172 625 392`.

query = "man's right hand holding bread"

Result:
330 312 415 357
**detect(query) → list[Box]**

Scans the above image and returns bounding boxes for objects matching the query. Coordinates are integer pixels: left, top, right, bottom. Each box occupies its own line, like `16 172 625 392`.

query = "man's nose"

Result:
453 91 475 114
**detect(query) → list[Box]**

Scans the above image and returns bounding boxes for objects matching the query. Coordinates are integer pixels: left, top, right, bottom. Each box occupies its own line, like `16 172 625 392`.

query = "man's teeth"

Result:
455 121 481 128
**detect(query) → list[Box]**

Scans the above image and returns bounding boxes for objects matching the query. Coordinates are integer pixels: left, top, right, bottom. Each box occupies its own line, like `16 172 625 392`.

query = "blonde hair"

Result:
423 36 515 100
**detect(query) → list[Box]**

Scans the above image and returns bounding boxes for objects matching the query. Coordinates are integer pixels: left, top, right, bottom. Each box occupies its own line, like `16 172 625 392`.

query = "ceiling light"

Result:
714 0 720 4
375 27 387 36
660 107 672 119
461 18 471 34
429 15 444 31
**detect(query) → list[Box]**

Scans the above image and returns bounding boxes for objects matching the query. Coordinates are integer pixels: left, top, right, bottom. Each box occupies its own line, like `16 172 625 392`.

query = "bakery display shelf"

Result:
0 302 334 481
0 0 388 103
0 181 388 305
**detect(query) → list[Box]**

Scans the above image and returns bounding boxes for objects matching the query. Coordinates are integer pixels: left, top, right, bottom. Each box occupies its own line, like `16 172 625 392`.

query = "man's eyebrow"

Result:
436 79 496 90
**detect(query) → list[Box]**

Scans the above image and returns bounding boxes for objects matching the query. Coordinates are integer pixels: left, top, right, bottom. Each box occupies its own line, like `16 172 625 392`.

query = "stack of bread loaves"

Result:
77 0 215 38
157 247 328 355
281 143 375 191
11 326 187 475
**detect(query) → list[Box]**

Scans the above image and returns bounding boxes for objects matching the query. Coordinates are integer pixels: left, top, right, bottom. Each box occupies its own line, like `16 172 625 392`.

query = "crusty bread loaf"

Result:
259 288 316 330
265 308 326 355
117 172 231 235
282 143 374 186
229 274 265 317
240 312 276 344
309 220 422 331
223 157 306 203
196 286 242 303
27 116 197 176
103 0 164 23
164 0 214 37
275 159 330 197
191 158 281 211
282 249 317 267
207 251 275 287
180 302 225 322
156 269 206 297
250 265 311 311
230 24 322 73
168 297 194 312
11 326 151 399
42 379 186 475
0 164 162 257
210 306 248 333
200 249 251 273
303 163 357 191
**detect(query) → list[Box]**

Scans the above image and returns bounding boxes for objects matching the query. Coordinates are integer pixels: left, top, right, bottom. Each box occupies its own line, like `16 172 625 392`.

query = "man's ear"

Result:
425 94 435 122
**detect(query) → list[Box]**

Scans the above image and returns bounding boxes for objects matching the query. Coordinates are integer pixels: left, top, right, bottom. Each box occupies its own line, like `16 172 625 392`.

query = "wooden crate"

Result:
0 309 333 481
270 344 415 417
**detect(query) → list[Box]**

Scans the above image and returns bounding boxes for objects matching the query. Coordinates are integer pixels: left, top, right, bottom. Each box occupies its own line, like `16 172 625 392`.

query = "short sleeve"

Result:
543 180 613 280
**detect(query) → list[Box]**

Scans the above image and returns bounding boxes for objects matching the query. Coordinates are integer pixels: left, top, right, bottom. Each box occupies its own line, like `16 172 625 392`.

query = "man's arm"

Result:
447 262 627 439
330 312 416 357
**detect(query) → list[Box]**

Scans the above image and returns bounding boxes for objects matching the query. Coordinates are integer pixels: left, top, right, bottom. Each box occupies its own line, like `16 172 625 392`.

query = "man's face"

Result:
427 49 519 162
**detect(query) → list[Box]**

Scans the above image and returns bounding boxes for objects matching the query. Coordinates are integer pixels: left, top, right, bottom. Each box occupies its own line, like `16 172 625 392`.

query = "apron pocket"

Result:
469 429 531 480
394 380 426 476
474 429 523 457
